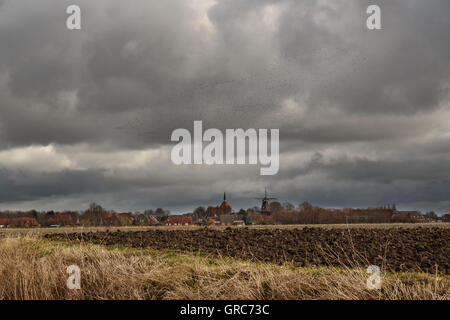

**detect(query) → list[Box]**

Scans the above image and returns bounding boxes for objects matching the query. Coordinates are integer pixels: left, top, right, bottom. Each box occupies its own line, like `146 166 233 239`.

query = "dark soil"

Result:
44 227 450 274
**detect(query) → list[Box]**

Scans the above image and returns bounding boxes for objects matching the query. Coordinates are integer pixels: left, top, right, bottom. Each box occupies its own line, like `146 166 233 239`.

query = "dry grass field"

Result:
0 235 448 300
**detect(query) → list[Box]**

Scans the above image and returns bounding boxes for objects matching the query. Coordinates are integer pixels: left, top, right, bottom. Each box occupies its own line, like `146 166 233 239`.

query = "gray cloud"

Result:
0 0 449 213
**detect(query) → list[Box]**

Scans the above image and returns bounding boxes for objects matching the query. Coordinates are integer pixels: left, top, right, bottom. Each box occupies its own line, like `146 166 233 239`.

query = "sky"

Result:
0 0 449 214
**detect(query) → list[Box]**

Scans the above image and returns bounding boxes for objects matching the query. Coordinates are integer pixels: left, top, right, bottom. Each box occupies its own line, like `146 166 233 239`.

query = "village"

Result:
0 193 246 228
0 190 448 229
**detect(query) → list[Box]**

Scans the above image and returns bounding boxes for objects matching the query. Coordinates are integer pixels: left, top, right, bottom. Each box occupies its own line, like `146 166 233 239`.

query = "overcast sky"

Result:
0 0 449 214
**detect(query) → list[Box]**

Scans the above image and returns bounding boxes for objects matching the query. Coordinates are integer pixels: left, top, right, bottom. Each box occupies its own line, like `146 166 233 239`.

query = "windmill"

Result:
254 187 277 214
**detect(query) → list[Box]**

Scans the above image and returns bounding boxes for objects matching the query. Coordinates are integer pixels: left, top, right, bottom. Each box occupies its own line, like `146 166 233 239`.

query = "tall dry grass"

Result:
0 236 448 300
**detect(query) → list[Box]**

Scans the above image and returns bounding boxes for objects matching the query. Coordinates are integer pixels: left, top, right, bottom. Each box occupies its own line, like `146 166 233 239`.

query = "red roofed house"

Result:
148 215 160 225
37 212 79 227
391 211 425 223
0 217 39 228
118 212 138 225
165 216 193 226
99 212 138 226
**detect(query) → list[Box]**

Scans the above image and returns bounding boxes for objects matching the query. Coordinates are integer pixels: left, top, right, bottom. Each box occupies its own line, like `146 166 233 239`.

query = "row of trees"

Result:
79 203 171 226
1 201 448 227
254 207 445 225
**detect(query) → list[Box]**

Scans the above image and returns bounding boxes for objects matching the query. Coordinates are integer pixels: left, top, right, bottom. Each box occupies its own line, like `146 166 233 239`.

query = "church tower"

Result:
219 192 232 215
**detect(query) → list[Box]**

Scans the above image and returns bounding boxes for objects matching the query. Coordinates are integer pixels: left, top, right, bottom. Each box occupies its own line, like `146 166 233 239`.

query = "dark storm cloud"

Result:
0 168 121 202
0 0 449 212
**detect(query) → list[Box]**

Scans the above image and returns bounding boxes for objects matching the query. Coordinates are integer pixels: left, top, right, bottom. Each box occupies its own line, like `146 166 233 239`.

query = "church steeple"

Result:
219 192 231 214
